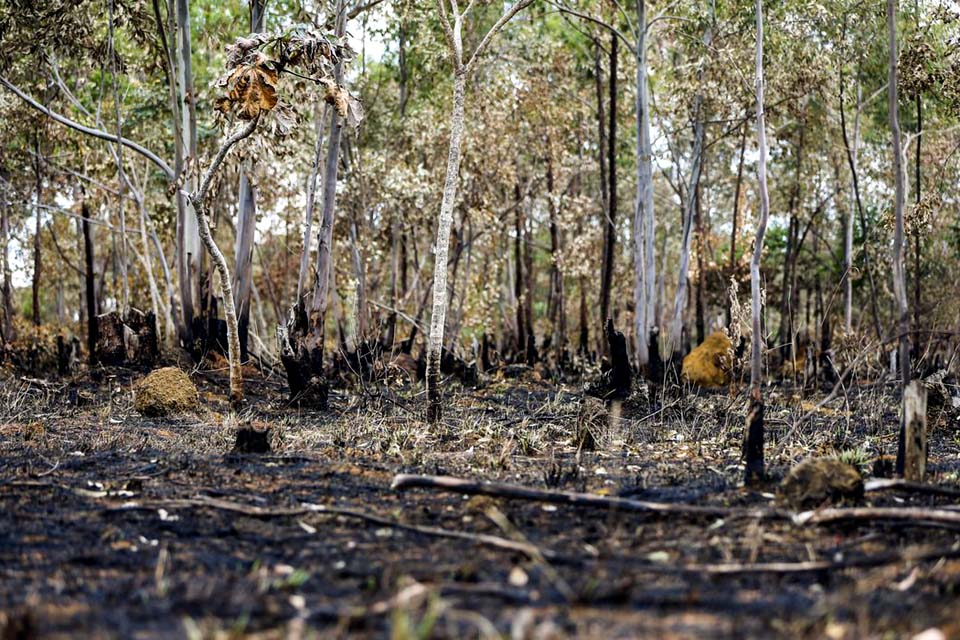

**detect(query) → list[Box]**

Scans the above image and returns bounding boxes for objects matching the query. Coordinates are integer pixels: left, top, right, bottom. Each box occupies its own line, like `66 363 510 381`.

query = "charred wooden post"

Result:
896 380 928 481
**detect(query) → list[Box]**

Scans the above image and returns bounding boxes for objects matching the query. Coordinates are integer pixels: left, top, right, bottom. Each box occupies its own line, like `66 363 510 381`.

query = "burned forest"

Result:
3 0 960 638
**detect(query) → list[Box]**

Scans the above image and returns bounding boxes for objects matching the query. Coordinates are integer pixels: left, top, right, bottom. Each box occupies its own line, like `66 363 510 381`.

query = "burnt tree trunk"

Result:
599 33 618 331
82 202 99 365
32 136 42 326
513 182 527 358
605 319 631 398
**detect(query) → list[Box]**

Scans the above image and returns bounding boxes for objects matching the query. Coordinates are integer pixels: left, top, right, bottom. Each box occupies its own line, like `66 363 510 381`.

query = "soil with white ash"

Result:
2 363 960 639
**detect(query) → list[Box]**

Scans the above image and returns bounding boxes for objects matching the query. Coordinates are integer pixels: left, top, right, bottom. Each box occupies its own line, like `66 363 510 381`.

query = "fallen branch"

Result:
660 544 960 575
796 506 960 527
108 495 557 561
864 478 960 499
391 474 783 520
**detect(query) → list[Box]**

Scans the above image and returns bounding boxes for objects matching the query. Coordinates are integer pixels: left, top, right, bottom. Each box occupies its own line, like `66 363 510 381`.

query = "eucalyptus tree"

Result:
233 0 268 361
888 0 909 386
425 0 535 423
667 3 713 361
745 0 769 485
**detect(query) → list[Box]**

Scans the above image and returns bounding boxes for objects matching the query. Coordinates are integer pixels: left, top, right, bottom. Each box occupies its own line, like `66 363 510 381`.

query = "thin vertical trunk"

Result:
108 0 130 313
426 70 467 422
189 118 260 407
599 33 618 329
912 1 922 361
32 138 42 326
838 57 883 341
778 126 804 365
398 24 409 119
0 182 14 343
633 0 655 369
176 0 202 343
349 214 369 341
154 0 189 340
138 198 164 346
746 0 770 484
523 202 534 357
308 0 348 373
668 99 706 357
82 202 99 365
668 15 711 357
546 152 566 362
514 183 526 355
694 176 705 345
727 121 747 327
297 104 329 300
233 0 265 361
888 0 910 385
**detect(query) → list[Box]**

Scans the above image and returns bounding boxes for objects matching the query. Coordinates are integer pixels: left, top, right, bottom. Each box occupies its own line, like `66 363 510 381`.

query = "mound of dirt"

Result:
779 458 863 510
133 367 199 417
682 331 732 388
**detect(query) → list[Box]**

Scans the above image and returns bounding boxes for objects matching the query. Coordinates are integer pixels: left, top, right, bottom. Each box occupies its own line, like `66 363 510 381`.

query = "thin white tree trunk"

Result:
108 0 130 313
187 118 259 406
426 70 466 422
667 16 711 358
888 0 910 385
308 0 347 345
296 104 329 300
176 0 202 336
751 0 770 393
633 0 653 368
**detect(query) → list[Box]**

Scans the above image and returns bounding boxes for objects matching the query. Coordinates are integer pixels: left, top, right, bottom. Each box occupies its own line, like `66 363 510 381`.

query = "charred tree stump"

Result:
56 335 79 376
233 425 271 454
605 319 632 398
744 390 765 486
279 302 327 408
647 326 663 383
95 310 160 367
96 312 126 365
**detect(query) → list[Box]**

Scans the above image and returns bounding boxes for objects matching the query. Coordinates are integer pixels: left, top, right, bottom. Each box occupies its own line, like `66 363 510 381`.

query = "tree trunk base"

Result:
744 391 765 486
279 302 327 408
606 320 632 397
280 353 328 408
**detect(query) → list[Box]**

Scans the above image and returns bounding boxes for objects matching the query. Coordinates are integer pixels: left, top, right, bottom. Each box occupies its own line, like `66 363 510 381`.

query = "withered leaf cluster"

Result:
213 28 362 129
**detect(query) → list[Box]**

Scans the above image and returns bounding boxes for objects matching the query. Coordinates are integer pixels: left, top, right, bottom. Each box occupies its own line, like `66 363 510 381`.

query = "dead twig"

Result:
391 473 785 520
107 495 558 561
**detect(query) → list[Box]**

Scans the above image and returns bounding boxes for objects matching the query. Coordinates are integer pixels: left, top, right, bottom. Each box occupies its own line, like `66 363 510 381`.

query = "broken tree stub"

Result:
898 380 928 481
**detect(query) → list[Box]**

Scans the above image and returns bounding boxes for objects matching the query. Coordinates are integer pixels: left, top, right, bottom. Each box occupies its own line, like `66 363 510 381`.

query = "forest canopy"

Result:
0 0 958 408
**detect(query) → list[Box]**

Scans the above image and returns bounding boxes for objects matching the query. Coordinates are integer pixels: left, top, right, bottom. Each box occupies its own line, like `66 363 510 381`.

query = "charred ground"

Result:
1 363 960 639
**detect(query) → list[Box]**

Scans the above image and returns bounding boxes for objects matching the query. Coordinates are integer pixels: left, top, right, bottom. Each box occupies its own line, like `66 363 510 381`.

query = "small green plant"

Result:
837 447 871 474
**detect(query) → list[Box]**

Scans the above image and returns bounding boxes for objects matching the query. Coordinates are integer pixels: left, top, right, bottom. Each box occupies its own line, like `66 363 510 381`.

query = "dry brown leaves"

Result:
215 58 279 120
